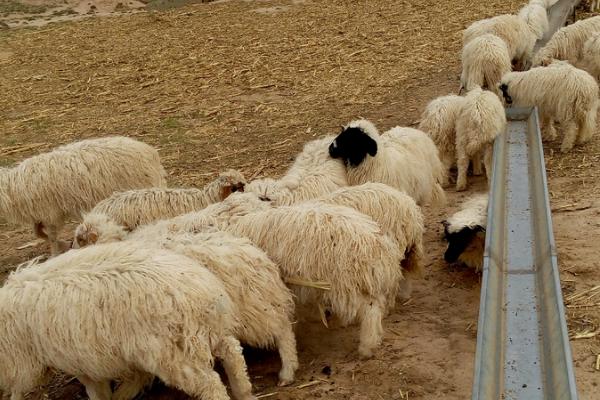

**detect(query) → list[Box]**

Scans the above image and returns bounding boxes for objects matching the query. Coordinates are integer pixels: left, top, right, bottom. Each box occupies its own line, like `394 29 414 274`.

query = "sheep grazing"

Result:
460 34 512 95
463 14 537 69
0 137 166 255
518 0 550 40
140 230 298 387
455 87 507 191
73 169 246 248
328 119 446 207
228 201 404 359
581 32 600 81
0 242 256 400
532 15 600 67
499 61 599 152
442 194 488 272
316 183 425 280
246 136 347 205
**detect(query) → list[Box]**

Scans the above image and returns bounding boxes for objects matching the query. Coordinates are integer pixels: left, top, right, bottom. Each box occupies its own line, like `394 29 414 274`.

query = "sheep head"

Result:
217 169 247 201
442 222 486 265
329 124 378 167
499 83 513 105
73 213 127 249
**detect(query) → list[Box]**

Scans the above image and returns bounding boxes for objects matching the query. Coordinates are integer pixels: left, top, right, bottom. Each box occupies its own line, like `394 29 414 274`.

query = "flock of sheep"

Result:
1 1 599 399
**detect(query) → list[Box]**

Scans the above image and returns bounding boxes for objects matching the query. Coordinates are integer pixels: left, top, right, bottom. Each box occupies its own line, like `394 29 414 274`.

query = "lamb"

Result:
580 32 600 81
0 137 166 255
518 0 550 40
73 169 246 247
129 230 298 387
463 14 538 69
246 136 347 206
419 94 466 178
0 242 256 400
460 34 512 95
328 119 446 207
315 183 425 280
454 87 507 191
499 61 599 152
442 194 488 272
532 16 600 67
227 201 405 359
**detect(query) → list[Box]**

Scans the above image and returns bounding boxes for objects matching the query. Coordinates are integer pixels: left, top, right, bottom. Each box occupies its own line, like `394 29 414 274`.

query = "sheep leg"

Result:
483 146 494 185
41 224 70 256
214 335 256 400
77 376 112 400
275 323 299 386
397 279 413 301
471 152 483 176
358 299 384 359
455 151 470 192
10 393 24 400
542 115 557 141
113 372 154 400
441 154 455 185
560 120 578 153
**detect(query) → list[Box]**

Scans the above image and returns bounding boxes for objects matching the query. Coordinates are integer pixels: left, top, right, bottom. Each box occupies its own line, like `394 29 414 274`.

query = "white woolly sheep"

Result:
328 119 446 207
73 169 246 248
499 61 599 152
455 87 507 191
442 194 489 272
128 230 298 387
460 34 512 95
227 201 405 359
419 94 466 180
0 137 166 255
0 242 255 400
532 15 600 67
518 1 550 40
246 136 348 206
315 183 425 280
580 32 600 81
463 14 538 70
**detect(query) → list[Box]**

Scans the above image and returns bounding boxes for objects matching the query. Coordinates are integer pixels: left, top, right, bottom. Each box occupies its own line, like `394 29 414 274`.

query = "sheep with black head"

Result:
329 119 446 207
442 194 488 271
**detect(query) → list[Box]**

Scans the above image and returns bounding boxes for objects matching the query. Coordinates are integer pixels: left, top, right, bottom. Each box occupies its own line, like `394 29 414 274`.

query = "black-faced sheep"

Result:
328 119 446 207
442 194 488 271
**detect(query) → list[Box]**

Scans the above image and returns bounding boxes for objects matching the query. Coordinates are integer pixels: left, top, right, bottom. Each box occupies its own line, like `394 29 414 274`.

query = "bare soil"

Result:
0 0 599 399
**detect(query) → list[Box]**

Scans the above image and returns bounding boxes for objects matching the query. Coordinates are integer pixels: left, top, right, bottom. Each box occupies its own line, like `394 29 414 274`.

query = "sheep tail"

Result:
430 183 447 207
401 243 425 279
581 99 599 142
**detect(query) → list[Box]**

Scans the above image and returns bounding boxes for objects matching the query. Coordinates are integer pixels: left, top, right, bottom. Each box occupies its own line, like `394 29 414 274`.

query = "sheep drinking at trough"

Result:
460 33 512 95
0 137 166 255
0 242 256 400
328 119 446 207
499 61 599 152
442 194 489 272
73 169 246 248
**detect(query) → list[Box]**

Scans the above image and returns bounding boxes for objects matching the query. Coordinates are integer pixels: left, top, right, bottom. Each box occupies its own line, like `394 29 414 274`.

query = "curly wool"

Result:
146 230 298 386
532 16 600 67
246 136 347 206
0 242 254 400
227 201 404 358
344 120 446 207
455 87 507 191
500 62 599 152
463 14 537 68
580 32 600 81
419 94 466 176
0 137 166 254
73 169 246 247
518 1 549 40
460 34 512 95
315 183 424 279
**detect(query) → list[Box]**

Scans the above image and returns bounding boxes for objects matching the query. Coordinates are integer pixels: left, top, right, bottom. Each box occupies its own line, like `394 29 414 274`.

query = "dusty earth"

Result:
0 0 599 399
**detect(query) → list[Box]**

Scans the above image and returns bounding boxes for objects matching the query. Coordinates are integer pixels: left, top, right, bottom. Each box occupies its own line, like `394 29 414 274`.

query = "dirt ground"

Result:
0 0 599 399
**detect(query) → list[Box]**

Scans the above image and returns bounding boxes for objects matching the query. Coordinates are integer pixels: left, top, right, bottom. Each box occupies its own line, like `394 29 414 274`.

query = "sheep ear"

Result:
366 136 377 156
88 231 98 244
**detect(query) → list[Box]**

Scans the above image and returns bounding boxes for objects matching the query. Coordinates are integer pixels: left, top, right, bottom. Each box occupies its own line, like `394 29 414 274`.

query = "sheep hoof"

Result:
560 145 574 153
358 347 374 360
455 183 467 192
277 377 294 387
